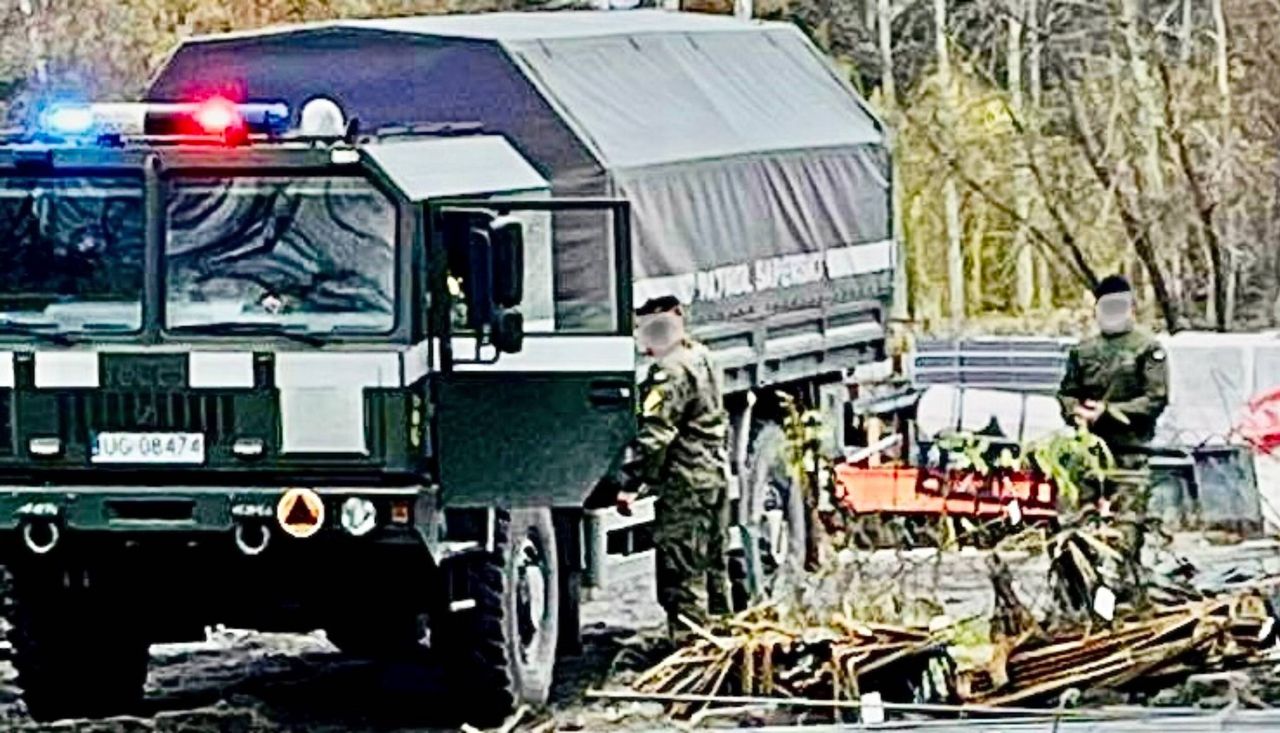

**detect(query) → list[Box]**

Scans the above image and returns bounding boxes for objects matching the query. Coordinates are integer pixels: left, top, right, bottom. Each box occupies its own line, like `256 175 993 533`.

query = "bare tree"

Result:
879 0 913 323
1212 0 1237 327
934 0 965 323
1009 0 1034 313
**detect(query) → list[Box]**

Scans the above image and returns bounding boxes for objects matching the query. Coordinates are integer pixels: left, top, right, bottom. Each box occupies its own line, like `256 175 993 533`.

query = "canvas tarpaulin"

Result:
149 10 893 332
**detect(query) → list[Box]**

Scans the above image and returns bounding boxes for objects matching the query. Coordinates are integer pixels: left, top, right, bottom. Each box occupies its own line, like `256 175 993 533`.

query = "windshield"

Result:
0 176 145 332
165 175 396 334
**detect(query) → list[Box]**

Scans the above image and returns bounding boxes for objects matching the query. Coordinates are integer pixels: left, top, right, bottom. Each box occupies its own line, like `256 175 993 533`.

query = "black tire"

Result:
736 421 807 601
436 507 560 728
8 567 150 721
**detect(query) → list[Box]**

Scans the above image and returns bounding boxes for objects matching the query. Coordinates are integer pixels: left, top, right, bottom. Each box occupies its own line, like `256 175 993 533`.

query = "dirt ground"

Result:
1 535 1277 732
0 557 667 732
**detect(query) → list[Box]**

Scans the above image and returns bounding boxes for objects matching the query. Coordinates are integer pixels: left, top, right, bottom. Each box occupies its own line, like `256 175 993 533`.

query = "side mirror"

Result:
464 226 495 331
439 206 525 356
490 216 524 308
492 308 524 354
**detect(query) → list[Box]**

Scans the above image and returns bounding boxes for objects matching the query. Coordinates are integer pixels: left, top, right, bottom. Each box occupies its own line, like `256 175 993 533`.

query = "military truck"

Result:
0 9 896 724
0 99 637 723
148 8 900 612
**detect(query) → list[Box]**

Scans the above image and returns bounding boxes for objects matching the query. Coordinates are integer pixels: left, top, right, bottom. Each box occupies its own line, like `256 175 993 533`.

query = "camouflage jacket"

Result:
1057 328 1169 449
621 339 729 499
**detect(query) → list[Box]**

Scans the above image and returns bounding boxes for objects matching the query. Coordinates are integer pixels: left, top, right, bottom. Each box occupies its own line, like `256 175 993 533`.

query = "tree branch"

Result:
1001 99 1101 288
1157 60 1227 329
903 106 1097 288
1053 54 1182 331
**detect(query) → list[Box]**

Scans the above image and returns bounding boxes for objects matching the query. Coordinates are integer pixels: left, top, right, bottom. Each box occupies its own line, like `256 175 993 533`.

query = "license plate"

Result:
92 432 205 464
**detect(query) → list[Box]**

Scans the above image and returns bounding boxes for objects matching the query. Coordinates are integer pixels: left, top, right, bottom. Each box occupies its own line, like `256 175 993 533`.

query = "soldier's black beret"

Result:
1093 274 1132 298
636 295 682 316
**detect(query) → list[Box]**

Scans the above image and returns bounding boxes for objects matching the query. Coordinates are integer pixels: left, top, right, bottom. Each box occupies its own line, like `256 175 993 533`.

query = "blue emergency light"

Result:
42 105 96 136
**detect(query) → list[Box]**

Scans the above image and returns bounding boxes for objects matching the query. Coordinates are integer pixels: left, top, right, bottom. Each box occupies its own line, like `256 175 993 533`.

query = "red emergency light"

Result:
141 98 290 141
191 98 241 134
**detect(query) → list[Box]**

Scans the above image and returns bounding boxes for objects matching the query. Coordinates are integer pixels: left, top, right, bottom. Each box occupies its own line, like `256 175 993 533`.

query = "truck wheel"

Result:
738 422 807 600
437 507 560 727
8 567 149 721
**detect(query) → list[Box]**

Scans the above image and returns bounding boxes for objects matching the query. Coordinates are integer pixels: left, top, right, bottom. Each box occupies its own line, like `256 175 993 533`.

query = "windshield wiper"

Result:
0 320 74 346
169 322 324 346
81 322 134 332
326 324 385 335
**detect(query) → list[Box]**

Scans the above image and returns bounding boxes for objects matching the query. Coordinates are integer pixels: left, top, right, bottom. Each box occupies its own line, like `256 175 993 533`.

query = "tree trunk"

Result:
1029 0 1053 310
1170 246 1183 316
1162 61 1225 333
935 0 965 323
1118 0 1174 324
879 0 910 324
908 193 938 323
1177 0 1197 323
878 0 896 108
1028 0 1042 108
1267 184 1280 326
1009 0 1034 313
1212 0 1235 329
1204 239 1219 325
1179 0 1193 63
967 199 988 313
1119 0 1166 194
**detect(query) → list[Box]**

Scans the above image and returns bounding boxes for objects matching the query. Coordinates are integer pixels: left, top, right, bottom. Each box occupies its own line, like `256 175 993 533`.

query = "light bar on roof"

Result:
37 99 290 141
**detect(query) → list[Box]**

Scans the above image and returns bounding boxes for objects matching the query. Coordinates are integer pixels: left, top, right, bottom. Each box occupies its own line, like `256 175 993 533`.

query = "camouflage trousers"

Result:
705 479 731 616
653 479 729 642
1080 451 1152 598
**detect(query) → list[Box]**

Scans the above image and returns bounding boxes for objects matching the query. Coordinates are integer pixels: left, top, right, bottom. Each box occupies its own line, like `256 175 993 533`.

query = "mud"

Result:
0 560 666 732
1 536 1276 731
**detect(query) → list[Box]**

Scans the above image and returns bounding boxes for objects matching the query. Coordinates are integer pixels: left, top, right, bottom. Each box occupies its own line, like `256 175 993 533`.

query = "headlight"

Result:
233 438 266 458
29 437 62 457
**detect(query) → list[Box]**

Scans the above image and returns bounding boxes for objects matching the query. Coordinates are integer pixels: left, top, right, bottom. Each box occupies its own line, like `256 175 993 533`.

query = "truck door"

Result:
430 199 636 508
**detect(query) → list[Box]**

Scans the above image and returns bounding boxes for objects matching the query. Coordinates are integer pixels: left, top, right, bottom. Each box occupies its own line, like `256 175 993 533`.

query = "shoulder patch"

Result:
642 387 664 416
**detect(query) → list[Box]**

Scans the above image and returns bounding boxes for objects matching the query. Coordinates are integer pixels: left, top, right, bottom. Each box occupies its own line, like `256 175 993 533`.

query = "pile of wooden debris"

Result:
962 525 1280 707
959 590 1278 705
627 606 955 718
620 526 1280 723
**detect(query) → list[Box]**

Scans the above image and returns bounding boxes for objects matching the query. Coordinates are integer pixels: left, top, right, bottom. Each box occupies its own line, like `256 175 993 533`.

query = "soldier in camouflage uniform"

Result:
614 295 730 642
1057 275 1169 576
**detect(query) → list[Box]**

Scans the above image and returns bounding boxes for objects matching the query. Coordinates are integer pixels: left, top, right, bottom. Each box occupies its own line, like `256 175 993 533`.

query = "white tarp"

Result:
915 385 1067 444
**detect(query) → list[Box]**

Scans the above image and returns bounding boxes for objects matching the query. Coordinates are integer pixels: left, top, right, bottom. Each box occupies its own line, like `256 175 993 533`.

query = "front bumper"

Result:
0 485 435 546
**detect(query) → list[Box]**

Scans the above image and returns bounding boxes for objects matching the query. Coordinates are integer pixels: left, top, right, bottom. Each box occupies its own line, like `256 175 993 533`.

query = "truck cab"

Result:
0 98 634 724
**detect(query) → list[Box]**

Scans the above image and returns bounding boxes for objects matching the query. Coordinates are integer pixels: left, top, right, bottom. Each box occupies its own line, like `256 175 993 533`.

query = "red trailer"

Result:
832 463 1058 547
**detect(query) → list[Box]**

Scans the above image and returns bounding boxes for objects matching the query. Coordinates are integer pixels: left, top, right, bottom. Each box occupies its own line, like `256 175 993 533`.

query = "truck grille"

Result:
61 392 235 442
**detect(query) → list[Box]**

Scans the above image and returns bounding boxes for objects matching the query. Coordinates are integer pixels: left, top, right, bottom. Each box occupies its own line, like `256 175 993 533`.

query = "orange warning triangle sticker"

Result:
284 494 318 525
277 488 324 538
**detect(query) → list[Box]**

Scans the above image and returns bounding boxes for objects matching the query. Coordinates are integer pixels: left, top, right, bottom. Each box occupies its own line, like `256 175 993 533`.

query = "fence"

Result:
907 336 1073 394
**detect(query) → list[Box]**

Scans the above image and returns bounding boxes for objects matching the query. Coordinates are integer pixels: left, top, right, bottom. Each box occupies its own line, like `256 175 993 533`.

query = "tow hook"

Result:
22 520 60 555
234 522 270 556
231 503 272 556
16 502 61 555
